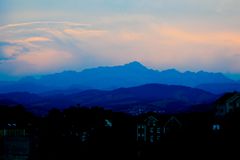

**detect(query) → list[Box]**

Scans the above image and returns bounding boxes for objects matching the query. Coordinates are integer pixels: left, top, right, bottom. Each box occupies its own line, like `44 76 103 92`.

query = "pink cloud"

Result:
1 21 240 74
156 26 240 46
17 49 73 69
75 24 240 72
64 29 107 38
10 37 52 44
3 45 24 57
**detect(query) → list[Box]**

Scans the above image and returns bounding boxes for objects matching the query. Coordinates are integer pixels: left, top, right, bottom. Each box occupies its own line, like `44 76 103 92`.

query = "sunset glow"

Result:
1 0 240 79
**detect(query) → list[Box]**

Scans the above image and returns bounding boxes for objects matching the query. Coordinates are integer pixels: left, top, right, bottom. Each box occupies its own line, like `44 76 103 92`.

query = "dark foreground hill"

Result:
0 84 217 115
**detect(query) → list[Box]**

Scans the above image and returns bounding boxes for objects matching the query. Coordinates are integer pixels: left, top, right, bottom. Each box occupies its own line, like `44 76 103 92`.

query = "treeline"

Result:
0 105 137 159
1 105 240 159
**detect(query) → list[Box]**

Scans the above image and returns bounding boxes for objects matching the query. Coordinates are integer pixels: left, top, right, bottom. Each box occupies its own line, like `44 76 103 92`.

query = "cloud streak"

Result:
0 21 90 30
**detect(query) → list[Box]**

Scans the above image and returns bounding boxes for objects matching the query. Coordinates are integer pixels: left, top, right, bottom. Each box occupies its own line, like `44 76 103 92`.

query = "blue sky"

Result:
1 0 240 80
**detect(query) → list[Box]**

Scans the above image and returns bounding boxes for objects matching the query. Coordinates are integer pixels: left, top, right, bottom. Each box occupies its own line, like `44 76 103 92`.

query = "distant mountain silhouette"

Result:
0 61 235 93
0 84 217 114
37 61 233 89
196 83 240 94
0 92 43 105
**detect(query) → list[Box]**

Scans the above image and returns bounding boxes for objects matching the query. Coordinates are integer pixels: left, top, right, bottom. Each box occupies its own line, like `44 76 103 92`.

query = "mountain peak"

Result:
162 68 179 74
124 61 146 68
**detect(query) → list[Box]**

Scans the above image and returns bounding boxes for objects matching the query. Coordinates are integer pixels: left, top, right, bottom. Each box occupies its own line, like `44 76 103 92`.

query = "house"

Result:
137 115 161 144
0 123 30 160
163 116 182 134
136 113 182 144
215 92 240 116
211 92 240 136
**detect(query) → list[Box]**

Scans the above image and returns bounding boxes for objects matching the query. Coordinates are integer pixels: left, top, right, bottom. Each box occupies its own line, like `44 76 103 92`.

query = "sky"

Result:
1 0 240 80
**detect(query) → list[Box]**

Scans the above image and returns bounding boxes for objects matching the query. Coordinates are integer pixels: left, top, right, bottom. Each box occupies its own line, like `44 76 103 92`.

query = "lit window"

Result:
105 119 112 128
212 124 221 131
150 136 154 143
157 128 161 133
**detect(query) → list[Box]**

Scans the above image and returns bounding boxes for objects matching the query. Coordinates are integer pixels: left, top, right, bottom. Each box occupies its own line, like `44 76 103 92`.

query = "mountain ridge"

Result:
0 83 217 114
0 61 236 93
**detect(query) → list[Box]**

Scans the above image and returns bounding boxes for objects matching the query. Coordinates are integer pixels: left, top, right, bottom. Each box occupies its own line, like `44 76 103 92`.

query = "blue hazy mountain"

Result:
196 83 240 94
0 84 217 114
0 61 235 93
37 61 233 89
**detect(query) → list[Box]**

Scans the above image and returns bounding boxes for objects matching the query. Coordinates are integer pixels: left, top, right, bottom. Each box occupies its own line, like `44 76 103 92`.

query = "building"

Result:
0 123 30 160
163 116 182 134
215 92 240 116
137 115 161 144
210 92 240 137
136 113 182 144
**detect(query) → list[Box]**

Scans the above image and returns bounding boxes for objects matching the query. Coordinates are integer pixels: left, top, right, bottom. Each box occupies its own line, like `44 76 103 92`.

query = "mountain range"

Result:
1 61 240 94
0 84 217 115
